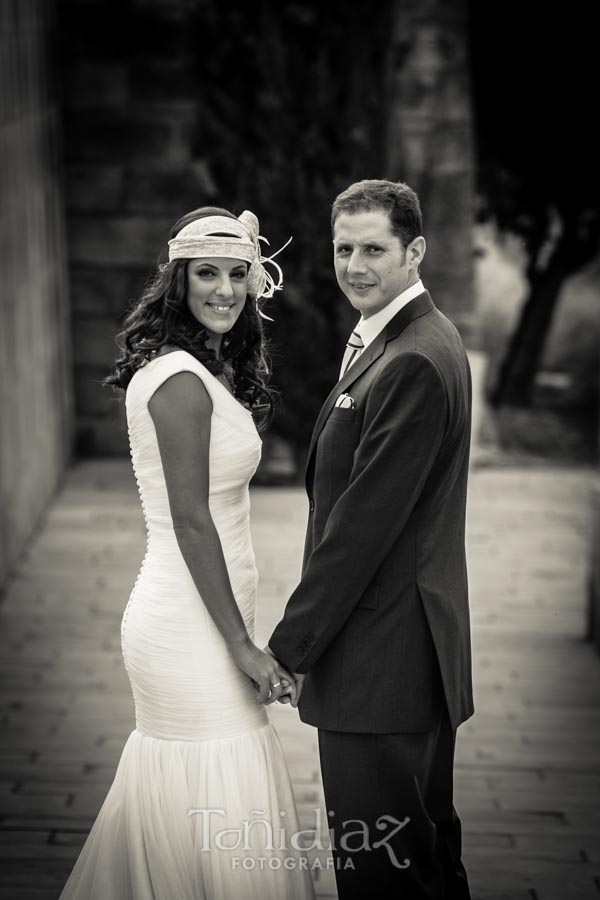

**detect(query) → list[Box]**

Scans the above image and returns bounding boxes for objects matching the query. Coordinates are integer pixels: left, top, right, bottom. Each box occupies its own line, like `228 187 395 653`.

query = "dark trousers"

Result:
317 680 470 900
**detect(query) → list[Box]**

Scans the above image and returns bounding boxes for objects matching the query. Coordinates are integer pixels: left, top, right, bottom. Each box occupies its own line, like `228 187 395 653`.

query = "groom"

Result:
269 179 473 898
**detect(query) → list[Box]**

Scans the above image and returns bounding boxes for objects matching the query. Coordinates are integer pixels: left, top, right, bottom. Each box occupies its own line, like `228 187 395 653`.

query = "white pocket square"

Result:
335 393 355 409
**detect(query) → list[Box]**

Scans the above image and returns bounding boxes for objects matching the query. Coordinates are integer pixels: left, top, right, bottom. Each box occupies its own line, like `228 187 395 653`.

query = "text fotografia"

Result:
186 807 411 870
233 855 354 872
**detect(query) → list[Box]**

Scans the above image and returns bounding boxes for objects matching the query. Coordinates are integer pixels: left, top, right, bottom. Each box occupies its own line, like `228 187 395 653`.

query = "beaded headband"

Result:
167 210 291 312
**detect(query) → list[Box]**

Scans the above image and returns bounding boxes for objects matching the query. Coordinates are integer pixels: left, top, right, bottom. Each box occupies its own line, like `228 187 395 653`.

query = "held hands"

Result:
264 645 306 708
278 672 306 707
229 637 297 705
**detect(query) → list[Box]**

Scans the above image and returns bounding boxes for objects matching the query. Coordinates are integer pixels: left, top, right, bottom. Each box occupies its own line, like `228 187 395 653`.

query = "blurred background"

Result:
1 1 599 896
1 0 599 566
2 0 599 539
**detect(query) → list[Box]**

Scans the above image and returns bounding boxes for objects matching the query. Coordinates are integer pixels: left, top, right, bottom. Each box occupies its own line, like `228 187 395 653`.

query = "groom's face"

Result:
333 209 419 319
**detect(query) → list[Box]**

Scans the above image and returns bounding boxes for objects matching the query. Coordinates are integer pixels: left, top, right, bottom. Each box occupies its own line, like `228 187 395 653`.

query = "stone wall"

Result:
58 0 478 457
58 0 210 455
0 0 72 587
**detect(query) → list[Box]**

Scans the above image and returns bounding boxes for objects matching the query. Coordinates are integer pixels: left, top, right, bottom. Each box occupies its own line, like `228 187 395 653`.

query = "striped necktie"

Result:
340 328 364 379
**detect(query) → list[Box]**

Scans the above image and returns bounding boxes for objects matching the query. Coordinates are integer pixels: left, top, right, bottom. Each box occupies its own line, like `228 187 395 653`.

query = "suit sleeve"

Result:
269 350 448 673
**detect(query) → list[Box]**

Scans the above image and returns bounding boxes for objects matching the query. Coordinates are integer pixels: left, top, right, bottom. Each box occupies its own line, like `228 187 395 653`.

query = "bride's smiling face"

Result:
186 257 248 335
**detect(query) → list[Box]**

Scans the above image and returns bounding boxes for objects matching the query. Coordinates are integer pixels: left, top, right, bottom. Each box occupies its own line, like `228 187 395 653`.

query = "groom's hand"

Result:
276 676 296 705
265 645 306 708
288 673 305 708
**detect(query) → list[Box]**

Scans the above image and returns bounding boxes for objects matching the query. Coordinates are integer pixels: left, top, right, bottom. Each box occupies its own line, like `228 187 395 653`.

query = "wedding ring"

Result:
271 682 281 688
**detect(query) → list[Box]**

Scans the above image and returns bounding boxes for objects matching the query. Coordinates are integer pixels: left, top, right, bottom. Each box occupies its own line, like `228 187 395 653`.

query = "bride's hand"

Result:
229 637 285 704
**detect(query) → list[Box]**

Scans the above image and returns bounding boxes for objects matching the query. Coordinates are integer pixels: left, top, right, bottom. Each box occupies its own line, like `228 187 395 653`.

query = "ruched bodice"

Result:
59 350 315 900
127 349 260 590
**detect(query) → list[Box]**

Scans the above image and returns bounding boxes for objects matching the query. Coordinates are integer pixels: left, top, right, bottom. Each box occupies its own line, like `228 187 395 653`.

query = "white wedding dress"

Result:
59 350 315 900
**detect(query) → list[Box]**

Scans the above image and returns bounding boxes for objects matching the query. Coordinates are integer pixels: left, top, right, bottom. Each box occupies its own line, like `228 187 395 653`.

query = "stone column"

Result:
385 0 476 343
384 0 486 453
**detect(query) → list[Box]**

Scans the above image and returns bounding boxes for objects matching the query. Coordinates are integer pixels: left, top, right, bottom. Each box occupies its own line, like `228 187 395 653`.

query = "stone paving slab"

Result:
0 459 598 899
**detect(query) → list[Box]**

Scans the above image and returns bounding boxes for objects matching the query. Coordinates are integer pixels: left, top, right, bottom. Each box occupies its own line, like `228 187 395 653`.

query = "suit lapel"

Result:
305 332 386 468
305 291 435 485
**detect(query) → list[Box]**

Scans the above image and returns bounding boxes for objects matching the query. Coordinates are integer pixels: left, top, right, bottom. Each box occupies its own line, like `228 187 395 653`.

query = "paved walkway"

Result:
0 459 598 899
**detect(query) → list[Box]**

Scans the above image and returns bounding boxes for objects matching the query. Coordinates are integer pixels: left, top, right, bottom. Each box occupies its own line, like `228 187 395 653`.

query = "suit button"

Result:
309 500 315 513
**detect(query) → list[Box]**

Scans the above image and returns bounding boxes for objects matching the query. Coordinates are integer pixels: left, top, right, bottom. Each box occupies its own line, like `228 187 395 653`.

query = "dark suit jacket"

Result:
269 291 474 733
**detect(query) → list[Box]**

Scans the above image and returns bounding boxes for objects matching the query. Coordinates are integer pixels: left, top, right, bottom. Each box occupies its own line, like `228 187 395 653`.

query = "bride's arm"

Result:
148 371 286 704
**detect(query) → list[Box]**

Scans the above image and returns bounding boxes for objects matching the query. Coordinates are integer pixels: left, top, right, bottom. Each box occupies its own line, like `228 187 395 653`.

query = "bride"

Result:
59 207 315 899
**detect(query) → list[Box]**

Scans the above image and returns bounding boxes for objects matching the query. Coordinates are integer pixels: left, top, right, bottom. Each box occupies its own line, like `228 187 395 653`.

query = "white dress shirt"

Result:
339 279 425 379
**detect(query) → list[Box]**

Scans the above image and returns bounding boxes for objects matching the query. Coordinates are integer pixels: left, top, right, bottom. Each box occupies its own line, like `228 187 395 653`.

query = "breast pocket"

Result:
316 408 361 501
329 405 358 423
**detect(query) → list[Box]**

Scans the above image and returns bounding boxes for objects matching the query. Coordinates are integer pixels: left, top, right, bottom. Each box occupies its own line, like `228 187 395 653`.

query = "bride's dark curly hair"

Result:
105 206 276 430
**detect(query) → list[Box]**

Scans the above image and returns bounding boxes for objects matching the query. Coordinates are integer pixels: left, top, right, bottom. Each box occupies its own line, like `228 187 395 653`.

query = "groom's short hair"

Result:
331 179 423 248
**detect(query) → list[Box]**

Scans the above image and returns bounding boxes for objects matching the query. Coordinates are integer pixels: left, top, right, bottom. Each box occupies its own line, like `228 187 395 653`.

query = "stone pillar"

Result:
385 0 477 346
384 0 485 454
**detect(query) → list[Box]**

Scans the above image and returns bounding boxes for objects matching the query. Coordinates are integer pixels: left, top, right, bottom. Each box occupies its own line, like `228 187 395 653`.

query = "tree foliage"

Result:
470 1 599 406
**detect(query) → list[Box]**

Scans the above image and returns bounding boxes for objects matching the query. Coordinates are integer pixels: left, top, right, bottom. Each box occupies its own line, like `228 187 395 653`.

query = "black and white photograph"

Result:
0 1 598 898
